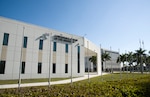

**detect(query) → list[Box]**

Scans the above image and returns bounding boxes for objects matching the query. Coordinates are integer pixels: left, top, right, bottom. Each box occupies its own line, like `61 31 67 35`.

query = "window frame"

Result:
3 33 9 46
52 63 56 73
39 39 43 50
0 61 6 74
21 62 25 74
65 64 68 73
23 36 28 48
65 44 68 53
53 42 57 51
38 62 42 74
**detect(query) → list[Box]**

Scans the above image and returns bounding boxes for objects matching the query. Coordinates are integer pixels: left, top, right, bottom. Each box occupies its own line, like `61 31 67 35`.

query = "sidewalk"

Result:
0 73 108 89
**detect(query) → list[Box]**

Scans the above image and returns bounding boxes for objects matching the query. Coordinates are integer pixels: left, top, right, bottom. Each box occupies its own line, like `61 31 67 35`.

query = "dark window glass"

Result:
23 37 28 48
38 63 42 74
0 61 6 74
65 64 68 73
78 46 80 53
53 42 56 51
53 63 56 73
77 46 80 73
3 33 9 46
39 40 43 50
21 62 25 74
65 44 68 53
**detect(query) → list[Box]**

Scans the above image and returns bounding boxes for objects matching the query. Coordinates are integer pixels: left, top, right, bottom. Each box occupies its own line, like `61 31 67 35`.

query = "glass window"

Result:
0 61 6 74
38 62 42 74
78 46 80 53
65 44 68 53
53 42 57 51
39 39 43 50
3 33 9 46
65 64 68 73
52 63 56 73
21 62 25 74
77 46 80 73
23 36 28 48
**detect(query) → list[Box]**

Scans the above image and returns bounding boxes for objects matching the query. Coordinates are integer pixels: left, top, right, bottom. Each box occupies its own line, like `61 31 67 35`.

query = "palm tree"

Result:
89 56 97 72
127 52 134 73
102 52 111 72
117 54 126 72
135 48 146 74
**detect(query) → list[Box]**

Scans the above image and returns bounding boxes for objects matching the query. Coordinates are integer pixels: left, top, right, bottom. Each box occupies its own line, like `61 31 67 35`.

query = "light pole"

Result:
71 37 73 85
100 44 103 81
110 47 112 73
87 41 90 83
48 33 52 87
110 46 113 81
118 49 122 80
18 26 25 90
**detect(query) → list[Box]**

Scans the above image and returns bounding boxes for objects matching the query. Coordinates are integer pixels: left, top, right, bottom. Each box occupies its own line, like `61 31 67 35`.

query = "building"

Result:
0 17 101 80
101 49 120 72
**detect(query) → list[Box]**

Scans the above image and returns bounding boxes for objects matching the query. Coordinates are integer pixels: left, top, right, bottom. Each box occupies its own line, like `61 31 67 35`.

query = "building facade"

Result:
101 49 120 72
0 17 101 80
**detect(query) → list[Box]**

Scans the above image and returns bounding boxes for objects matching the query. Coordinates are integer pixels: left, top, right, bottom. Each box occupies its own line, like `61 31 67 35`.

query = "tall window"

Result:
52 63 56 73
21 62 25 74
3 33 9 46
38 62 42 74
65 44 68 53
0 61 5 74
23 36 28 48
65 64 68 73
77 46 80 73
39 39 43 50
53 42 57 51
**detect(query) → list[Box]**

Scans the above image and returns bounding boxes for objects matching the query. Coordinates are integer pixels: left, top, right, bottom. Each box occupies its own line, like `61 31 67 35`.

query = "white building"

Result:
101 49 120 72
0 17 101 80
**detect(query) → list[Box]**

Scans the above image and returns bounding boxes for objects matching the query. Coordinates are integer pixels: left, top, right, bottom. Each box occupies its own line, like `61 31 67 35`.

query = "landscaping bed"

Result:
0 73 150 97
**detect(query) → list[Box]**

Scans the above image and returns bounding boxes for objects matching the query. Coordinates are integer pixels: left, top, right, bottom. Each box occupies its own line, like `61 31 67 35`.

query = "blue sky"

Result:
0 0 150 54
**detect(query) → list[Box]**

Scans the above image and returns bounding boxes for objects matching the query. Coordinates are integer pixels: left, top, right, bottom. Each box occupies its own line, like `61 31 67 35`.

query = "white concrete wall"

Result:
84 38 101 75
0 17 85 80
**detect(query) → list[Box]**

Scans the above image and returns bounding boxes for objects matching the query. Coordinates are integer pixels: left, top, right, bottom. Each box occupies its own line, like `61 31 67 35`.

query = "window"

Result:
53 42 57 51
23 37 28 48
77 46 80 73
52 63 56 73
39 39 43 50
0 61 5 74
21 62 25 74
78 46 80 53
38 62 42 74
3 33 9 46
65 64 68 73
65 44 68 53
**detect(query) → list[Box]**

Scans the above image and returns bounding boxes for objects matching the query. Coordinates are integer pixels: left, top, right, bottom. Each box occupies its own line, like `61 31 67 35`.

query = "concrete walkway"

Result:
0 73 108 89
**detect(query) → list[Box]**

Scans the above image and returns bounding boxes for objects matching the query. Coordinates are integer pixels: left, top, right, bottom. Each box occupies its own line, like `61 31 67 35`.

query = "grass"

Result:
0 78 69 85
0 73 150 97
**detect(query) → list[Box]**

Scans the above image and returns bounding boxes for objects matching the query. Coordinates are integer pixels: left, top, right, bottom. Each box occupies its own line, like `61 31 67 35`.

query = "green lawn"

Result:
0 73 150 97
0 78 69 85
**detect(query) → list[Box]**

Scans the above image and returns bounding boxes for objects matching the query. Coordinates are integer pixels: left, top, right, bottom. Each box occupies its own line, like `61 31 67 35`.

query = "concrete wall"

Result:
0 17 85 80
84 38 101 75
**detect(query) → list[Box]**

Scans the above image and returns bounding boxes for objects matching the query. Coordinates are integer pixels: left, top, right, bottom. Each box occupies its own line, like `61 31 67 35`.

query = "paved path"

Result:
0 73 108 89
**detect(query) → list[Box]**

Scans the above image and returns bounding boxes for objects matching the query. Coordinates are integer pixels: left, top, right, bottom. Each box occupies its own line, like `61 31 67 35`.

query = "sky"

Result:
0 0 150 54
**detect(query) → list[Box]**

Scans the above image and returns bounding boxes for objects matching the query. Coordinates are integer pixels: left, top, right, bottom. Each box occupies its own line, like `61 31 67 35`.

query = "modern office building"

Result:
101 49 120 72
0 17 101 80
